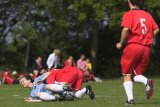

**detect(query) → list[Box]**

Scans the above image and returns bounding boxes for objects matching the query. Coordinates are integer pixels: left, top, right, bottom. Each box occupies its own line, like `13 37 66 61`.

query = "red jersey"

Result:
3 72 13 84
121 9 158 46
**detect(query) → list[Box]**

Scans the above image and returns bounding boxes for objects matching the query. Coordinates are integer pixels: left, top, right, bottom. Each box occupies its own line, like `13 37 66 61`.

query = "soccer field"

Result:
0 79 160 107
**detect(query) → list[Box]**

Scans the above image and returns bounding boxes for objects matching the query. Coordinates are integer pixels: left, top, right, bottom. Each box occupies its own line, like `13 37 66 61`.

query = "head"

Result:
68 56 74 66
53 49 61 56
19 75 34 88
37 56 42 63
128 0 142 9
80 54 85 60
86 58 90 63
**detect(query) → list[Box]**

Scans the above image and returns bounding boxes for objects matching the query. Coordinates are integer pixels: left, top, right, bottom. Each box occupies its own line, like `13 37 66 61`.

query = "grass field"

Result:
0 78 160 107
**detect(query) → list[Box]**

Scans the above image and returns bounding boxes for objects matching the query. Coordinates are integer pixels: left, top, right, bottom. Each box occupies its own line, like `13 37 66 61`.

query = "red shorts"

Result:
120 44 151 75
47 66 83 90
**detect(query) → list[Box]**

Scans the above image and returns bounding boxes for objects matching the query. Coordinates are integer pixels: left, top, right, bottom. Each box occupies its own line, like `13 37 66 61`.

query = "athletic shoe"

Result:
55 94 63 101
146 79 154 99
63 83 73 91
125 99 135 106
86 85 95 99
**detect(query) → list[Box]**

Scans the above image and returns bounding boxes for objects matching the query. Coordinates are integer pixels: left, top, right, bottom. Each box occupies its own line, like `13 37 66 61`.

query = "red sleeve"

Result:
151 17 158 30
121 12 132 30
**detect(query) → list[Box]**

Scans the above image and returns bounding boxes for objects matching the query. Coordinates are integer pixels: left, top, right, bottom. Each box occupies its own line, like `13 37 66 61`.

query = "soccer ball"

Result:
62 91 75 101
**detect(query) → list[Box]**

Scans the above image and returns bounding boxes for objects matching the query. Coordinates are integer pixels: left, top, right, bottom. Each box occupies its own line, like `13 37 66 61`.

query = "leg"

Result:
45 84 63 92
123 75 134 102
36 92 56 101
133 46 153 99
75 85 94 100
72 69 83 90
120 44 139 105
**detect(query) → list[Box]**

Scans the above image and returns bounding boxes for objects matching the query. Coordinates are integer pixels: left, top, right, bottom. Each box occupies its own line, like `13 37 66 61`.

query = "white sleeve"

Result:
46 54 54 69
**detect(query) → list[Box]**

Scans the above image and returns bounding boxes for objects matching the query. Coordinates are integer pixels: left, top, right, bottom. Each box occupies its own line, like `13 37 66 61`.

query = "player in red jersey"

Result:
116 0 159 105
2 71 14 84
37 66 94 100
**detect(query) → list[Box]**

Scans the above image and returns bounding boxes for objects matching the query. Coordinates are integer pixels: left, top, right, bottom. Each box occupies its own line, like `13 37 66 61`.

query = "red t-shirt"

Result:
3 72 13 84
121 9 158 46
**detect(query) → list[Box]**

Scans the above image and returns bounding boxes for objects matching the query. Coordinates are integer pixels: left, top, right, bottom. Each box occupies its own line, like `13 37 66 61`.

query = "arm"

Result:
36 72 51 84
116 27 129 49
46 54 53 70
153 28 159 38
1 77 6 85
24 97 42 102
41 72 51 81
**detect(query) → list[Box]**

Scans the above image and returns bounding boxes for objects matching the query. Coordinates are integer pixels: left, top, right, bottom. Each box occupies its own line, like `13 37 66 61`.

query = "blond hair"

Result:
53 49 60 56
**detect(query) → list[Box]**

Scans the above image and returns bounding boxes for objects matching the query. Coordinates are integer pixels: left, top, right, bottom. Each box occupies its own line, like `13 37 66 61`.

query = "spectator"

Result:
46 49 62 70
32 56 43 79
64 56 76 67
1 70 19 85
77 54 88 72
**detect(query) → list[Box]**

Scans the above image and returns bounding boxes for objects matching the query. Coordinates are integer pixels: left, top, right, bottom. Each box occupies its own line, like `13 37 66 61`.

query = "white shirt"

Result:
46 53 56 69
46 53 61 69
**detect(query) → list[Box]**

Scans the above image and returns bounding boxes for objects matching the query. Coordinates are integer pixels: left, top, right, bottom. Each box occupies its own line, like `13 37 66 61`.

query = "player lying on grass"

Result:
38 66 95 99
20 75 68 102
20 68 94 102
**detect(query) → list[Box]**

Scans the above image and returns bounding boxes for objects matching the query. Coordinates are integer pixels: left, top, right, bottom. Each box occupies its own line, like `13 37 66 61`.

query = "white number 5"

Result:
140 18 147 35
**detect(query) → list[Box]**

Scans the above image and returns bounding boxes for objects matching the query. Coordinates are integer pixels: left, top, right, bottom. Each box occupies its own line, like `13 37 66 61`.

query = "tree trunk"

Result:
90 23 99 73
24 40 30 71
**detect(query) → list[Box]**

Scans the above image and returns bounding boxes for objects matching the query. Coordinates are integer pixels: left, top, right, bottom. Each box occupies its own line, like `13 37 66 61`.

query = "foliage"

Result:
0 0 160 76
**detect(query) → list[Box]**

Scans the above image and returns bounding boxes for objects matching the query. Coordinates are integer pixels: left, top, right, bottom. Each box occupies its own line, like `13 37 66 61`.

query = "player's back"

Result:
124 9 157 46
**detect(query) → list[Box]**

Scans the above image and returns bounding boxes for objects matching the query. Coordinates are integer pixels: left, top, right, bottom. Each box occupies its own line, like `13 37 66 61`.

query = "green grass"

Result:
0 78 160 107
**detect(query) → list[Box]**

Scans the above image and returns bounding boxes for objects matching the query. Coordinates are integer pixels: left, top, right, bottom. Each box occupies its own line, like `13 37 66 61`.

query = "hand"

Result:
24 97 32 102
116 42 123 49
36 80 43 85
24 97 42 102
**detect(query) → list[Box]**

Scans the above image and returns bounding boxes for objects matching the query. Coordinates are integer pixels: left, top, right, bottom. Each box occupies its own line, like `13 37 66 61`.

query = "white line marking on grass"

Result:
13 94 19 97
0 98 5 99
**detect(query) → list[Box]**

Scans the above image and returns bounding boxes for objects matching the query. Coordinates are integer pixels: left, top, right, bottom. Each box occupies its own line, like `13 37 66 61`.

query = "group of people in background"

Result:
0 48 97 102
0 48 102 85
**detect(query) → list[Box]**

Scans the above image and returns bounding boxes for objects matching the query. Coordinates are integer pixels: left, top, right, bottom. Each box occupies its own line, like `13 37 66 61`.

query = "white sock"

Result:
46 84 63 92
123 81 133 101
75 88 86 99
40 92 56 101
133 75 147 85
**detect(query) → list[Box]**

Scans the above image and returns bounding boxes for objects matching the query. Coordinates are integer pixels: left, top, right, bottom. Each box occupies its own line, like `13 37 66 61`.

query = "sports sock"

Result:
46 84 63 92
40 92 56 101
123 81 133 101
133 75 147 85
75 88 86 99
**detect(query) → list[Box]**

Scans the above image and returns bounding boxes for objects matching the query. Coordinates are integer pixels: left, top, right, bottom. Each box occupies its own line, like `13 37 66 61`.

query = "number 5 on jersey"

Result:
140 18 147 35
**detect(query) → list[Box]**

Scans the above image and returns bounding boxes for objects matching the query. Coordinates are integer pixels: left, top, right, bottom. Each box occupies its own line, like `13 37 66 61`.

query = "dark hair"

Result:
23 75 34 83
130 0 141 6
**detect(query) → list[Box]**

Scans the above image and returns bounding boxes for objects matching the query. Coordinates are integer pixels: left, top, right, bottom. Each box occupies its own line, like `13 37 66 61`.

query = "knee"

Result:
35 92 41 98
123 75 132 82
45 85 50 90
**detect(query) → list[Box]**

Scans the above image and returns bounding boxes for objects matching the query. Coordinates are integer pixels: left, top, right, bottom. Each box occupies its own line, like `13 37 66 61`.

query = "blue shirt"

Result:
30 74 52 100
